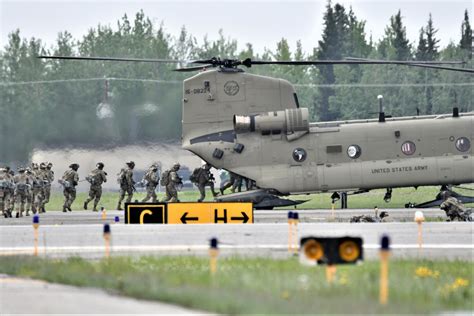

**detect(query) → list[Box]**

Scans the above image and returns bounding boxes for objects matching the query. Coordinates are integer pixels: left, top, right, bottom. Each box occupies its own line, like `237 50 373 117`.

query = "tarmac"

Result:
0 274 210 315
0 209 472 260
0 208 472 315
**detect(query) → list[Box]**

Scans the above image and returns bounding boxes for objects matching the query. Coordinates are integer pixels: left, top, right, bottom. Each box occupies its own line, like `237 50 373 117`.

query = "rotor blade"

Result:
173 65 214 72
249 59 464 66
37 55 184 63
344 57 465 65
407 63 474 73
248 59 474 73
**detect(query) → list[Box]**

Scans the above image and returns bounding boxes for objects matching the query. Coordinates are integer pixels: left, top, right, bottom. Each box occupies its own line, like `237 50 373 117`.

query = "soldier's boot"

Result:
16 212 20 218
84 201 88 210
117 203 122 211
220 188 224 195
93 201 99 212
212 190 219 197
62 205 67 213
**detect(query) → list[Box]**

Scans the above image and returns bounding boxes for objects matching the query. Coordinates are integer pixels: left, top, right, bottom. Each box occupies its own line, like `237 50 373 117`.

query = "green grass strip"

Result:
1 256 472 314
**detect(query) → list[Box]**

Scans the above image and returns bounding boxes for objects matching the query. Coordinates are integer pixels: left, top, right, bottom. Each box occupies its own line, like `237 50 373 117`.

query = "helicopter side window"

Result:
347 145 362 159
401 141 416 155
455 137 470 152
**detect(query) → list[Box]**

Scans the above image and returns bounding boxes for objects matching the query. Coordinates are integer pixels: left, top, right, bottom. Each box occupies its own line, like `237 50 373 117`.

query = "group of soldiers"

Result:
0 162 54 218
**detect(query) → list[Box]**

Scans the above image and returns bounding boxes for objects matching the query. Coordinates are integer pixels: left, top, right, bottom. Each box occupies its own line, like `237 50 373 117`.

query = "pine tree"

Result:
425 14 439 61
416 28 427 61
460 10 472 59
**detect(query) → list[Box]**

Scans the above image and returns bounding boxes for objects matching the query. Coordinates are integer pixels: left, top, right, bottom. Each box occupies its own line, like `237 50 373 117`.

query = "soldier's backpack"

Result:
117 168 127 185
0 172 8 189
87 171 100 185
160 170 170 186
189 167 203 183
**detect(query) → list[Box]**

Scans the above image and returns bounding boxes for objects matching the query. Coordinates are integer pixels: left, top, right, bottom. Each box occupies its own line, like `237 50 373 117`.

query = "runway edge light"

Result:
379 234 391 305
288 211 294 253
32 214 39 256
414 211 425 249
209 237 219 275
292 212 299 254
103 223 111 258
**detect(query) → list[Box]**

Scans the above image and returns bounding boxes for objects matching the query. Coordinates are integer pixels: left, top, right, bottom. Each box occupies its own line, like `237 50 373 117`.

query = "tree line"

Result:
0 4 472 163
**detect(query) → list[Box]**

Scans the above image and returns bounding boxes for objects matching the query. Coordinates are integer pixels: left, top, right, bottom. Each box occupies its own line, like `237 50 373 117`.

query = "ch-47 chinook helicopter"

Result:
39 55 474 209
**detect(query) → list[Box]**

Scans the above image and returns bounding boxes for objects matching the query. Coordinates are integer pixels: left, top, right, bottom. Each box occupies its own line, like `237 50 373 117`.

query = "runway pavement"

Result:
0 209 472 260
0 274 209 315
0 208 447 226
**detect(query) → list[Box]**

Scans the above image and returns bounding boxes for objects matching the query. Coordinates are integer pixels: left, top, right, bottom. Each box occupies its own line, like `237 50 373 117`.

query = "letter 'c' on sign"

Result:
140 209 153 224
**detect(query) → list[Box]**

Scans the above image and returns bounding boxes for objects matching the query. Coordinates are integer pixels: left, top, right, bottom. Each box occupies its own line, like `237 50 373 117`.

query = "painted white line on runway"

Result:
0 243 472 255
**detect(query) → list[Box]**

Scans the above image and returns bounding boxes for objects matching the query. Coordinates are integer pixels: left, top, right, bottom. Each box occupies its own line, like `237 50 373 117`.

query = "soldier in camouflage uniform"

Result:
84 162 107 212
141 163 160 203
36 162 50 213
25 168 35 215
13 167 32 218
43 162 54 205
117 161 135 210
440 191 473 221
0 167 13 218
5 167 15 216
162 163 182 202
220 171 238 195
30 163 43 214
194 164 219 202
61 163 79 212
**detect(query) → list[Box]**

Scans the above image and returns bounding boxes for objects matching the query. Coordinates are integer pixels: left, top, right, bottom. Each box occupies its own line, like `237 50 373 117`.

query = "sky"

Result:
0 0 472 55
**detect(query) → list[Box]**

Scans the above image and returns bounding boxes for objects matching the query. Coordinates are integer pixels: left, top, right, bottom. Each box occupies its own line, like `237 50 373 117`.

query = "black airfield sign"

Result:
124 203 167 224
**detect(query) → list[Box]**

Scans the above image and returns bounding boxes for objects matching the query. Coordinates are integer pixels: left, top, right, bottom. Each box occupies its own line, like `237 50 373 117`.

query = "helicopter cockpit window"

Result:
347 145 362 159
401 141 416 155
455 137 470 152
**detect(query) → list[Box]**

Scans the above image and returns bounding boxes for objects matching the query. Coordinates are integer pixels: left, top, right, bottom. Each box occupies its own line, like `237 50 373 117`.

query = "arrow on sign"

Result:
231 212 249 223
180 212 199 224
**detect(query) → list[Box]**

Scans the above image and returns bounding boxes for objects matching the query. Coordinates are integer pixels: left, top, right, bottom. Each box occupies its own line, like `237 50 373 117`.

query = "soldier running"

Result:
162 163 182 202
141 163 160 203
0 167 13 218
117 161 135 210
60 163 79 212
193 164 219 202
84 162 107 212
13 167 32 218
220 171 241 195
43 162 54 205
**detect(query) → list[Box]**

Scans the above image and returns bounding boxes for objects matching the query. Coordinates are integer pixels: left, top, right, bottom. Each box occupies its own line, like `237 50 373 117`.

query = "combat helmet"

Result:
97 162 105 170
40 162 47 169
126 161 135 169
46 162 53 169
69 163 79 171
172 162 180 170
17 166 25 173
31 162 39 170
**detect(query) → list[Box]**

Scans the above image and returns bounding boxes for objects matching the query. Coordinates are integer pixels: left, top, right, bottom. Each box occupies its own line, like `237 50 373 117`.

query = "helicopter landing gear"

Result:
384 188 392 203
330 192 349 209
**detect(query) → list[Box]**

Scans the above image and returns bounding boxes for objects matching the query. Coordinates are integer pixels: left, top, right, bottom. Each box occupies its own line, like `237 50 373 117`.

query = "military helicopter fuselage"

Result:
182 68 473 197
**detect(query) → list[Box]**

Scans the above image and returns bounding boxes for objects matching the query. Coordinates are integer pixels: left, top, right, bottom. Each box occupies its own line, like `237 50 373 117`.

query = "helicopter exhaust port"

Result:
233 108 309 134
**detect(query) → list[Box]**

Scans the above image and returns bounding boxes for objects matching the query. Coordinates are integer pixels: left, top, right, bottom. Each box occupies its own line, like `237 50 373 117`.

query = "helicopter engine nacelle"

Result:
233 108 309 134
